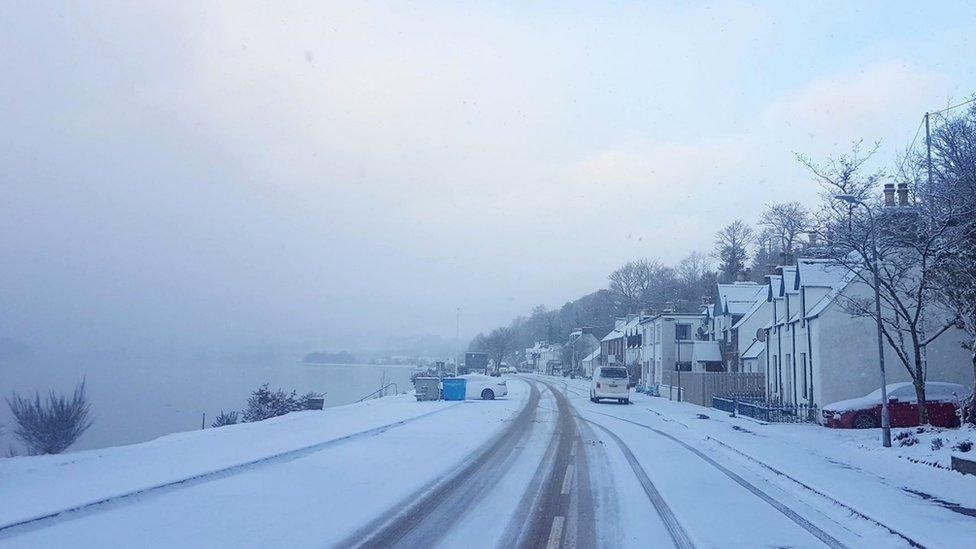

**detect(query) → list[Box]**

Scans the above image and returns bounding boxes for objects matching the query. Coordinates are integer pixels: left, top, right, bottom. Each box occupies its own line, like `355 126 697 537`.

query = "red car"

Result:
822 382 965 429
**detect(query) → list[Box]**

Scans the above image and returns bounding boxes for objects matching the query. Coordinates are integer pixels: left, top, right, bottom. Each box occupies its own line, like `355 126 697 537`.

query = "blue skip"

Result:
441 378 467 401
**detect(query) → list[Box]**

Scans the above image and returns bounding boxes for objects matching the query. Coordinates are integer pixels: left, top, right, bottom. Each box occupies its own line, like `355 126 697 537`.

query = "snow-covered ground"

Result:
0 382 530 546
554 375 976 548
5 374 976 548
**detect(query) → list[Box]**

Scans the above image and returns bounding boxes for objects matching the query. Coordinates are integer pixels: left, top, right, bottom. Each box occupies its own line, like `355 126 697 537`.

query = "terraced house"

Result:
763 258 972 409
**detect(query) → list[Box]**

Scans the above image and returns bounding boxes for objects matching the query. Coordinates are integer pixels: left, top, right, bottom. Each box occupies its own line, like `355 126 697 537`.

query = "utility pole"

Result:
925 112 934 192
455 307 460 377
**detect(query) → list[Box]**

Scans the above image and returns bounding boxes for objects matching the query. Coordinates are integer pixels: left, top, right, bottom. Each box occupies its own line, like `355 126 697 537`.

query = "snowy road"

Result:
0 375 953 548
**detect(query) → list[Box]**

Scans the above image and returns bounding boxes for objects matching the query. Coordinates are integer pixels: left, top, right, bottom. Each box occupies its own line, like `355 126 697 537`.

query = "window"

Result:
675 324 691 341
676 361 692 371
600 367 628 379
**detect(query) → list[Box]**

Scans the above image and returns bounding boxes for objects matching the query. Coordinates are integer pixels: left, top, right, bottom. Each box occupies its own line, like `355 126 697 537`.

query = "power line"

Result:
929 96 976 116
907 116 926 153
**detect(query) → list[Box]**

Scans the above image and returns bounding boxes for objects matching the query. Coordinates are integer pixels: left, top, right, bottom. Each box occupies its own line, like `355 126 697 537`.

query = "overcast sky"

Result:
2 2 975 356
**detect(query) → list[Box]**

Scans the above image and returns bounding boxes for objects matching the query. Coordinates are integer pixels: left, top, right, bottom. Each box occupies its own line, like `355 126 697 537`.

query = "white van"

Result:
590 366 631 404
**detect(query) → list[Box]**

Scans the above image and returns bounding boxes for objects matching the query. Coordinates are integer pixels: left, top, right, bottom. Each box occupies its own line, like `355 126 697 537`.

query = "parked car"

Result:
822 381 965 429
590 366 630 404
459 374 508 400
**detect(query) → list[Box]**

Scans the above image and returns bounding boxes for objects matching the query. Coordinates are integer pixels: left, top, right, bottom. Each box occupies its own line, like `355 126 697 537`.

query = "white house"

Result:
705 281 768 370
525 341 562 373
567 328 600 376
581 347 600 378
764 258 973 409
623 314 645 379
640 312 714 386
731 293 773 373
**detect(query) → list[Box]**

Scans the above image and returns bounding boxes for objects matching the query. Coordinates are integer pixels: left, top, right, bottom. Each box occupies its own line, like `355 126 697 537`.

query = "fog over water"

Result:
4 3 973 361
0 357 416 451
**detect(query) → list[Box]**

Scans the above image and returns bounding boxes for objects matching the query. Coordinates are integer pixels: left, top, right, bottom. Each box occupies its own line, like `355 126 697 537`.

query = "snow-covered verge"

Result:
0 393 465 529
554 376 976 547
865 424 976 468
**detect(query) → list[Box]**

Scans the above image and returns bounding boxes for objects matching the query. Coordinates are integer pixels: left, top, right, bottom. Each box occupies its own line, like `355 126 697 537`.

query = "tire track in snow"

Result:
516 379 592 549
585 409 849 549
0 403 463 538
345 379 541 548
580 418 695 549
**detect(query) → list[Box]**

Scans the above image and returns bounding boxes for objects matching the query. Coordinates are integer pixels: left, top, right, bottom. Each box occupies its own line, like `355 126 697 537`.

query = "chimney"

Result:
766 264 777 276
897 183 909 206
735 270 747 282
807 231 818 246
883 183 896 207
778 251 787 265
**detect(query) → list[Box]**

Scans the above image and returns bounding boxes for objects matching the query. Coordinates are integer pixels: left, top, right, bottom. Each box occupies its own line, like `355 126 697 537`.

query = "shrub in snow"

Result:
931 437 944 451
211 410 238 427
242 384 300 422
954 440 973 453
6 380 92 455
898 435 919 447
894 430 912 441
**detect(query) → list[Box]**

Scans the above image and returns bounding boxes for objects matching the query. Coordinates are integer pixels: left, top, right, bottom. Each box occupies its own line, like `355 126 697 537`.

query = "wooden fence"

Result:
660 371 765 407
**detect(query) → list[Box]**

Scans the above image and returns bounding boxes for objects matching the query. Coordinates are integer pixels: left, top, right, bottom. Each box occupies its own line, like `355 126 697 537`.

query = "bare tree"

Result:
713 220 754 282
7 380 92 455
799 141 966 424
478 326 518 373
917 102 976 421
608 259 654 313
758 201 811 256
674 252 716 310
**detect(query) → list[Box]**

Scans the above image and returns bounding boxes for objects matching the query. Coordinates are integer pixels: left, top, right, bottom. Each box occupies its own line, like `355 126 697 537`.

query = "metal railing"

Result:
357 382 399 402
713 395 819 423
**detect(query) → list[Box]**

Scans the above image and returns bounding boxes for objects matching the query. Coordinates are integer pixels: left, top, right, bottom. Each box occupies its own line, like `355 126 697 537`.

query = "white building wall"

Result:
810 280 973 408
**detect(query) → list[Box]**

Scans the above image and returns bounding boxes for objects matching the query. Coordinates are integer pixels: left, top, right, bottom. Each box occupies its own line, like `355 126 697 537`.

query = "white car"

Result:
590 366 630 404
459 374 508 400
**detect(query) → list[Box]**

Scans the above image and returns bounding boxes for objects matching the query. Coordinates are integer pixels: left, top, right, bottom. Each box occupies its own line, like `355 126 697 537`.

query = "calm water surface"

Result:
0 357 416 452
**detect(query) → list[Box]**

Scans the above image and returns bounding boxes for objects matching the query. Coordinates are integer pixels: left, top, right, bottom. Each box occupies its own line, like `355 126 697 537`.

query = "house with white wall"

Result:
567 327 600 376
525 341 562 373
640 312 714 386
763 258 973 410
705 281 767 371
581 348 600 378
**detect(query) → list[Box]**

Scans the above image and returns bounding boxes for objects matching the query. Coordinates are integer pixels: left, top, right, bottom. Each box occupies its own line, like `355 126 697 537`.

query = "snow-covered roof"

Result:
725 301 758 315
741 339 765 360
582 348 601 362
804 264 862 319
717 282 765 316
796 258 849 288
601 329 623 342
692 340 722 362
780 265 799 295
732 297 767 330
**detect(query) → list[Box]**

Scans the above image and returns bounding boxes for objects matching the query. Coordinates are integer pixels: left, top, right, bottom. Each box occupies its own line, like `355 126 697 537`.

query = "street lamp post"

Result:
835 194 892 447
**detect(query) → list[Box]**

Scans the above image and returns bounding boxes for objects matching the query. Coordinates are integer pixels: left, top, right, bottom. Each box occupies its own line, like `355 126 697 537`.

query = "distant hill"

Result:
303 350 358 364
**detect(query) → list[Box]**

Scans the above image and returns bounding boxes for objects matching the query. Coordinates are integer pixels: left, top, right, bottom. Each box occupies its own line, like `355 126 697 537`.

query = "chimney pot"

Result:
897 183 909 206
883 183 896 207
